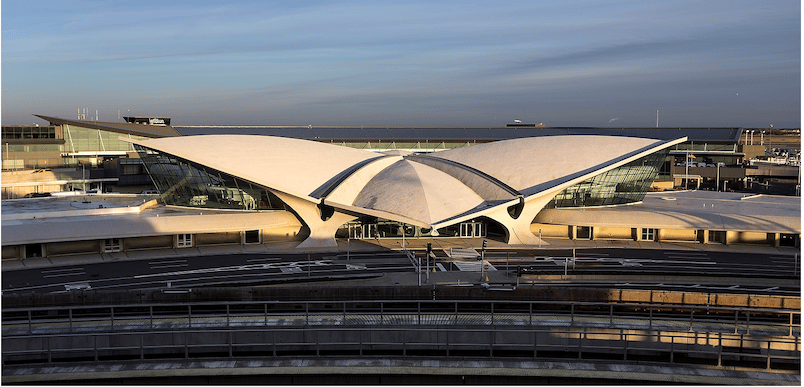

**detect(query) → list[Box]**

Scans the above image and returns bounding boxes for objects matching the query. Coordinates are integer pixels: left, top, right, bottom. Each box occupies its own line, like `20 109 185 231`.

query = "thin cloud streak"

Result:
1 0 799 127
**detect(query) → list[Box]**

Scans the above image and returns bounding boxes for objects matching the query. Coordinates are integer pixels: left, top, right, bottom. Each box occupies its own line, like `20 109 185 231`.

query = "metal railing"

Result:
3 299 800 371
3 326 800 372
3 300 799 336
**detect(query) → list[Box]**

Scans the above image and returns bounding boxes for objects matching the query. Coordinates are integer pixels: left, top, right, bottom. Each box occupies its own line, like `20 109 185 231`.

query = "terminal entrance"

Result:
338 217 502 241
459 222 486 238
347 223 378 239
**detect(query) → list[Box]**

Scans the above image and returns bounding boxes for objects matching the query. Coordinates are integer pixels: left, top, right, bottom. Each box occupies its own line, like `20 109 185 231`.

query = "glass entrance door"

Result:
460 222 486 238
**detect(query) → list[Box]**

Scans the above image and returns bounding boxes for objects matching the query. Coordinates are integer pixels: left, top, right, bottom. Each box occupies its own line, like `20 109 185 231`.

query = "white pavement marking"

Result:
246 257 282 263
663 251 709 255
149 259 187 265
134 260 334 279
280 267 303 273
41 267 84 274
64 282 91 291
41 267 85 278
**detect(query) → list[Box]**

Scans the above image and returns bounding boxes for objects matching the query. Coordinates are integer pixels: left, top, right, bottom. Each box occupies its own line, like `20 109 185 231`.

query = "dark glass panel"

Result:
546 150 670 209
134 145 288 211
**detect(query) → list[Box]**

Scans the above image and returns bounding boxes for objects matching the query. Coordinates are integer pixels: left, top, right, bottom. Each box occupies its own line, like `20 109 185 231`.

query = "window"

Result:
641 228 657 241
134 144 288 212
104 238 122 252
576 226 593 240
177 234 193 248
244 230 260 244
708 230 726 244
546 149 670 209
25 244 43 258
780 233 799 247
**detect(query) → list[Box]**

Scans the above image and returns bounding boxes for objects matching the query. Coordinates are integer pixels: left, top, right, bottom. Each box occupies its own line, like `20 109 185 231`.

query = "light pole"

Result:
685 152 690 190
716 163 720 192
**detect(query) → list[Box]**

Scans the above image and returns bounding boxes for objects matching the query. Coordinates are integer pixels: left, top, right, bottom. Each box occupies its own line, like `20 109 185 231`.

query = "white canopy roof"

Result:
128 134 680 228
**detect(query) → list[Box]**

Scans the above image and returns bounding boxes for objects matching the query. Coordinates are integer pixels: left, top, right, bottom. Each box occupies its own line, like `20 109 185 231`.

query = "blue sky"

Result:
2 0 800 127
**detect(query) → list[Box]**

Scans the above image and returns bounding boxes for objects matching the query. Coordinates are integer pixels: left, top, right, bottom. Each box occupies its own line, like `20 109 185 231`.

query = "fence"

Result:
3 299 800 371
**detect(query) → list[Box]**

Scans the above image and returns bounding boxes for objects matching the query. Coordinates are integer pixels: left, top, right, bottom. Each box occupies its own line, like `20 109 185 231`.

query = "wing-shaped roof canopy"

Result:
129 134 684 230
127 135 381 201
430 136 661 195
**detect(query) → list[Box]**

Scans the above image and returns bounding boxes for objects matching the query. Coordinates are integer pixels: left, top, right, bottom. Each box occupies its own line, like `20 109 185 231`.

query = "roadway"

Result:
2 247 799 296
1 251 411 295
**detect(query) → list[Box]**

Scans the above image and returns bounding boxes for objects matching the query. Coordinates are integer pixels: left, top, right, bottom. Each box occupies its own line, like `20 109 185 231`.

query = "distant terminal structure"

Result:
123 116 171 126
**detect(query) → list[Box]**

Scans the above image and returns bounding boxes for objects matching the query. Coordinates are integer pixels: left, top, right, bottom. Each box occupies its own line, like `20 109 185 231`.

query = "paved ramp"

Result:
452 260 496 272
444 248 480 259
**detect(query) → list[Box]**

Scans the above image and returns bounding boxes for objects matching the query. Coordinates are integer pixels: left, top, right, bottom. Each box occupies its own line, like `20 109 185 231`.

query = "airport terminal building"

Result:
2 124 799 260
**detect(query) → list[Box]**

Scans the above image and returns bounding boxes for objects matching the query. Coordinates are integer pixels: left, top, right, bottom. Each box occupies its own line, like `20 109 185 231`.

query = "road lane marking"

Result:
43 271 86 278
150 264 189 269
41 267 86 278
149 259 187 265
246 257 282 263
134 260 334 279
41 267 85 274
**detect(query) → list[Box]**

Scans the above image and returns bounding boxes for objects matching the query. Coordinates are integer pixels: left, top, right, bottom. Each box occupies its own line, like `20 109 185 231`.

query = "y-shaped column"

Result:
484 194 556 245
271 191 356 249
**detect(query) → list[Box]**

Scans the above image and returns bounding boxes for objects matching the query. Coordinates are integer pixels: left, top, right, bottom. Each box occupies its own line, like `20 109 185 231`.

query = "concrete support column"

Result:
485 194 556 245
271 190 356 249
769 233 780 247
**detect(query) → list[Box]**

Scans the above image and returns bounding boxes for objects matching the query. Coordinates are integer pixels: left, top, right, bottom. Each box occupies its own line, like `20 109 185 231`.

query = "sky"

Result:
1 0 801 127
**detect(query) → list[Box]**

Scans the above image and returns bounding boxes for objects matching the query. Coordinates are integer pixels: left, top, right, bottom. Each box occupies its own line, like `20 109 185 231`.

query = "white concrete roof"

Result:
127 135 380 201
533 191 800 233
127 134 682 230
431 136 661 194
1 196 301 245
352 159 485 224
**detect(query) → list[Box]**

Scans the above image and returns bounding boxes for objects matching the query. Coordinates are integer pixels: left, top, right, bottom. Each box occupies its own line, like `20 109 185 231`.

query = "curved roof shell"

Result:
129 135 381 201
430 136 660 196
128 134 682 228
352 159 485 225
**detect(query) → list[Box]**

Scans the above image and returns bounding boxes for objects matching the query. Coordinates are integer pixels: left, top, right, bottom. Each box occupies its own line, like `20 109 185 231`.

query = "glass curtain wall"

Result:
63 125 149 153
546 150 670 208
134 145 288 211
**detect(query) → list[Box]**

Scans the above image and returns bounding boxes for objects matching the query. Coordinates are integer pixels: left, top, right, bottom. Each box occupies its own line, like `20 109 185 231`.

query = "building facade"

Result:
128 134 686 248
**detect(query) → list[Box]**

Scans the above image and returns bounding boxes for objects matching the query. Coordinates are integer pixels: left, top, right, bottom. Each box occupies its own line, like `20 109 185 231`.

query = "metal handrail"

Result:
4 300 799 339
3 326 800 372
3 298 798 315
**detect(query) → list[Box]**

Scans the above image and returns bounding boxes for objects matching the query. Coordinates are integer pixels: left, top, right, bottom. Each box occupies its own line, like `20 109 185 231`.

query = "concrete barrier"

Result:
2 285 798 311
